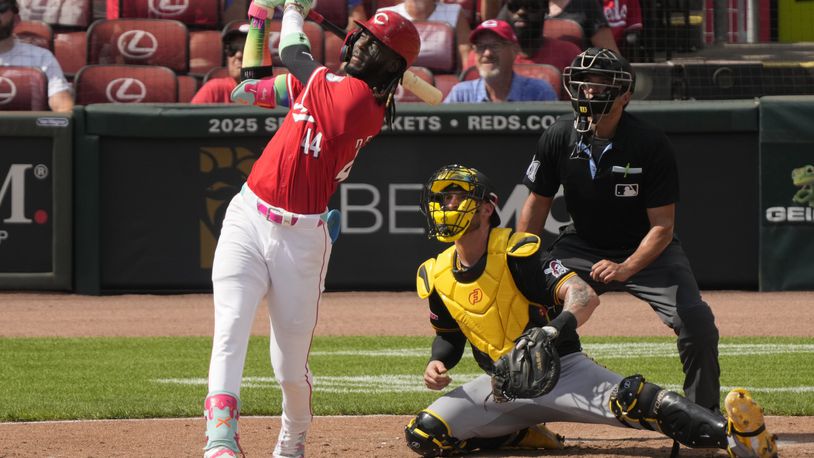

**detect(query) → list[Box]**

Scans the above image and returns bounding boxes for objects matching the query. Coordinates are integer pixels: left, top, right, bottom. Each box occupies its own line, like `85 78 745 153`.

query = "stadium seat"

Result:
313 0 349 31
54 31 87 78
117 0 220 28
267 19 325 67
189 29 223 77
203 66 229 84
440 0 475 28
13 20 54 51
395 66 433 103
0 66 49 111
324 32 343 72
513 63 562 98
74 64 178 104
433 73 459 100
413 21 457 74
86 18 190 74
177 74 199 103
543 18 584 49
17 0 92 28
460 65 478 81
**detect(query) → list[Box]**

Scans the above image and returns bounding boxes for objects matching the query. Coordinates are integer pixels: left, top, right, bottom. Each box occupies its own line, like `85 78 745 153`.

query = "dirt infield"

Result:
1 290 812 457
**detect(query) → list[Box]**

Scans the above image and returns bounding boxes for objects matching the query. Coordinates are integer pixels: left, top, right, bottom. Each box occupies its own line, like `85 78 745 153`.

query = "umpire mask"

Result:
420 164 500 243
563 48 634 134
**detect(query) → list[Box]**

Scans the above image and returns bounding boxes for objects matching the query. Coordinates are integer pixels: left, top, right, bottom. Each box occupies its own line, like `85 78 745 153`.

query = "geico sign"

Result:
106 78 148 103
0 164 33 224
0 77 17 105
337 183 570 235
117 30 158 59
148 0 189 16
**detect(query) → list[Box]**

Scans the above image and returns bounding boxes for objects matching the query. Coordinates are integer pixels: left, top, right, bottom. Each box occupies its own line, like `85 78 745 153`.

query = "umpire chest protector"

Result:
416 228 542 361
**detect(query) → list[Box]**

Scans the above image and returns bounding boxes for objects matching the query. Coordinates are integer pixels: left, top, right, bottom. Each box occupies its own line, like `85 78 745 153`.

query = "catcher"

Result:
405 164 778 458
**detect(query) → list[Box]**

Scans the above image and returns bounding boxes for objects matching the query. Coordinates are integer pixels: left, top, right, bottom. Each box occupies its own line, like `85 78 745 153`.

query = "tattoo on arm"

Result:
563 277 591 314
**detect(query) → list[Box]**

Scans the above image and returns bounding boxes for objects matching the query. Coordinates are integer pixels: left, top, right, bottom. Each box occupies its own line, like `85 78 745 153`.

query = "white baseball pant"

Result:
208 185 332 436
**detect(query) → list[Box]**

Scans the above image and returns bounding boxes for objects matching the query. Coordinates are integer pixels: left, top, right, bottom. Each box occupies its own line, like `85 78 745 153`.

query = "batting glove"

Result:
231 78 277 109
284 0 313 16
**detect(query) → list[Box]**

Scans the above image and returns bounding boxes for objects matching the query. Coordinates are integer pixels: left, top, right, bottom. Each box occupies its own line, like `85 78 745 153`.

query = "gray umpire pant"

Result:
549 228 721 411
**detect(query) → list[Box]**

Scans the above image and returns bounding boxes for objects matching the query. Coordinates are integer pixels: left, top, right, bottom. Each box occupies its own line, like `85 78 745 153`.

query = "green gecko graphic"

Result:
792 164 814 207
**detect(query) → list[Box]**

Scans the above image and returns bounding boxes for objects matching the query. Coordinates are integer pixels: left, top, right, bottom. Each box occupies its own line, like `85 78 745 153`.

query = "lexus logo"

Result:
148 0 189 16
117 30 158 59
105 78 147 103
0 77 17 105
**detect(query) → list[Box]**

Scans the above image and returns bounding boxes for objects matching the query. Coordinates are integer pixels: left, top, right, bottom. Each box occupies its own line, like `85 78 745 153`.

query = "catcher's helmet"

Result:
562 48 634 132
420 164 500 243
341 11 420 67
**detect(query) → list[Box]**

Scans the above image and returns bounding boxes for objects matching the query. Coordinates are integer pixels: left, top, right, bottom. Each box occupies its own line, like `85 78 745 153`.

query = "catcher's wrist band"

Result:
548 310 577 334
241 65 276 81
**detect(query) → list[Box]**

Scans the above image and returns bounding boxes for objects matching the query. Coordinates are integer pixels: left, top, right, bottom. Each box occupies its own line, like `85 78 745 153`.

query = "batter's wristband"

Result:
241 65 275 81
548 310 577 335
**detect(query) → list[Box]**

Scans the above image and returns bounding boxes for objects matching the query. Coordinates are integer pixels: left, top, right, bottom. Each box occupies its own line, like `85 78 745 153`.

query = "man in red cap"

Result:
444 19 558 103
202 3 421 458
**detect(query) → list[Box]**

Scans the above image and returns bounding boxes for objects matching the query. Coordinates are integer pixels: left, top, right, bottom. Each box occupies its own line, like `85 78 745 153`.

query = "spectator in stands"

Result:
479 0 503 23
0 0 73 112
191 22 248 104
547 0 619 52
474 0 581 74
378 0 471 71
17 0 88 26
603 0 642 57
348 0 368 30
444 19 557 103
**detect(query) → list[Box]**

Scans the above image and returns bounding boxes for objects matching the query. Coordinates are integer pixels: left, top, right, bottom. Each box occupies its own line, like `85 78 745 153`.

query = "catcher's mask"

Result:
420 164 500 243
562 47 634 134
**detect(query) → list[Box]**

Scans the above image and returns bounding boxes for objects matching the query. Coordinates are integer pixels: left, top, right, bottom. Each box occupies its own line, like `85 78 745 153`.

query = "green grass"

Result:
0 336 811 421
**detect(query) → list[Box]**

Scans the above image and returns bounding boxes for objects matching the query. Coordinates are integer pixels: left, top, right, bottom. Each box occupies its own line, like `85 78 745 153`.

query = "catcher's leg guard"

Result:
404 410 462 457
204 391 244 457
724 388 778 458
610 375 728 449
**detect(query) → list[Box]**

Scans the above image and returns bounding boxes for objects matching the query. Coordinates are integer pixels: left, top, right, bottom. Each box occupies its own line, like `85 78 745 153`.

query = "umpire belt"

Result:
241 183 327 229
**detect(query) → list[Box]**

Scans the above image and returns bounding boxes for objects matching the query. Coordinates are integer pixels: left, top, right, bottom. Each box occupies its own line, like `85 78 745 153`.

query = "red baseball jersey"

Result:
247 67 385 214
603 0 643 46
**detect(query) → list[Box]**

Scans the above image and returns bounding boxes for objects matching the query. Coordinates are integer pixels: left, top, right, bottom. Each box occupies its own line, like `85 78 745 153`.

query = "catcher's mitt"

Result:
491 326 561 402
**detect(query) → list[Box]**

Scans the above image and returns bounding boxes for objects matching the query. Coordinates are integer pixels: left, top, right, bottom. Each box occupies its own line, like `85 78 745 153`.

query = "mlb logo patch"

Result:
615 184 639 197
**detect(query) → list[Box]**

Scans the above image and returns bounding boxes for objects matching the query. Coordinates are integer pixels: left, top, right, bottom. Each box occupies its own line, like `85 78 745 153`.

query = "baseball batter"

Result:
518 48 723 412
202 2 420 457
405 164 777 458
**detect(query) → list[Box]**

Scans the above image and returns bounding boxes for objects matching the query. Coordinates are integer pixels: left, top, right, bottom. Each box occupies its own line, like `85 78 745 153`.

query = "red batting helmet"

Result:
352 11 420 67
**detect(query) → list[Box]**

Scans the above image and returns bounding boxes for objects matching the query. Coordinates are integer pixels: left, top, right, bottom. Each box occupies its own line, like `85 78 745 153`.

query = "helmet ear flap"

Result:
340 29 362 64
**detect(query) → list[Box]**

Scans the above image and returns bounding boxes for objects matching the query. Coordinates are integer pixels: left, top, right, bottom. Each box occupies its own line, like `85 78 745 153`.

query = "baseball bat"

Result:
305 10 443 105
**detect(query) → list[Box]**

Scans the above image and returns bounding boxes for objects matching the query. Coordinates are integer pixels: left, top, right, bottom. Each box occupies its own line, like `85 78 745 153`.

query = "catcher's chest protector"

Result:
423 228 542 361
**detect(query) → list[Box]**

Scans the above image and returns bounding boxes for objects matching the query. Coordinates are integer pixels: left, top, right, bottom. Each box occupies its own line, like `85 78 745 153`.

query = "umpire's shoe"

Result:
504 423 565 450
725 388 779 457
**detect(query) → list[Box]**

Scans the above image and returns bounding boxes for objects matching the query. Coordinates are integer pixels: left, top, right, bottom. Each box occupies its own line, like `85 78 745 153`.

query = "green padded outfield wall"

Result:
0 112 72 290
759 96 814 291
74 101 759 293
